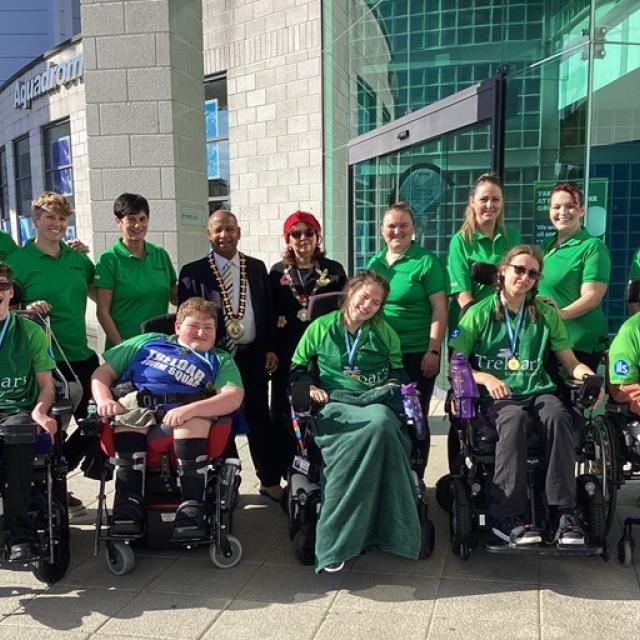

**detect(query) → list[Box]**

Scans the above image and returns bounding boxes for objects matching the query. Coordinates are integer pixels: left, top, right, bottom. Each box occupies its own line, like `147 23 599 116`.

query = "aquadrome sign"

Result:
13 54 84 110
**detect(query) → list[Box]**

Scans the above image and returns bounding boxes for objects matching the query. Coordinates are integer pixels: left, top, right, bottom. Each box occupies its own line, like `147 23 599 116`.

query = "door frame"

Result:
346 71 507 271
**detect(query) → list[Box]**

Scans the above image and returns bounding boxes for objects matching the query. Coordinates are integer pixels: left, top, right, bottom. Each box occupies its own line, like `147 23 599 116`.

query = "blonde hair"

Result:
176 297 217 326
383 201 415 224
31 191 73 219
460 174 506 243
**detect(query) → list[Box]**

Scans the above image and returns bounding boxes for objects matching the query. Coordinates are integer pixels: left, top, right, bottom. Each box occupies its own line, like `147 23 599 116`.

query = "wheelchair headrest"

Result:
308 291 342 322
141 313 177 334
9 280 24 306
471 262 498 287
628 278 640 305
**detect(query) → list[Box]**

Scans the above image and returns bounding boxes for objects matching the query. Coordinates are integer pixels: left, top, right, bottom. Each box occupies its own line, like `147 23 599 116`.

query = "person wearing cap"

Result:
0 230 18 261
367 202 448 476
178 209 283 500
6 192 97 512
538 182 610 376
95 193 177 350
268 211 347 468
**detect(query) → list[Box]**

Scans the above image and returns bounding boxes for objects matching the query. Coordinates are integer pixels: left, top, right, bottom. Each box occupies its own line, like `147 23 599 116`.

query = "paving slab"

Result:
315 608 430 640
204 600 326 640
97 592 228 639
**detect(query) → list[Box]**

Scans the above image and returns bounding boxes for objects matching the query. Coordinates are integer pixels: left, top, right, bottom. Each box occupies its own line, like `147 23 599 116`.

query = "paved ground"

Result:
2 406 640 639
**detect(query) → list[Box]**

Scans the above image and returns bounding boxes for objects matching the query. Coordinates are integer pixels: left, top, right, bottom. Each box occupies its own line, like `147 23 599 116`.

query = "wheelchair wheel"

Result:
105 541 136 576
293 526 315 566
435 474 453 512
418 499 435 559
582 415 618 532
449 476 473 560
32 524 70 585
617 535 635 567
209 534 242 569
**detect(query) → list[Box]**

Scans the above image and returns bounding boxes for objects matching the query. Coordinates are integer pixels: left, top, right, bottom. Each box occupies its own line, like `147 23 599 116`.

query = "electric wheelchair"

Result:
82 312 243 576
1 294 80 584
283 292 435 566
436 352 613 560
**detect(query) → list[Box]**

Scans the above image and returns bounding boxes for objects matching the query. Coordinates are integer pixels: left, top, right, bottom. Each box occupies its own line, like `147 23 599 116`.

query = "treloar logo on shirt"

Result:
476 354 540 372
141 349 206 387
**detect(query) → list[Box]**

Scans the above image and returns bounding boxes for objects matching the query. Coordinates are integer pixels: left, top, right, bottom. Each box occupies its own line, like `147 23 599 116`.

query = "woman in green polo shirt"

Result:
449 244 601 547
6 192 97 495
446 173 521 328
290 270 421 573
0 229 18 261
367 202 447 475
95 193 177 350
539 182 610 373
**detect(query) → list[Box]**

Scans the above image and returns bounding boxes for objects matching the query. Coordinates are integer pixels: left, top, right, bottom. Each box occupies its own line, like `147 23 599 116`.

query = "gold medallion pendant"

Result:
297 308 309 322
226 319 245 340
507 357 520 371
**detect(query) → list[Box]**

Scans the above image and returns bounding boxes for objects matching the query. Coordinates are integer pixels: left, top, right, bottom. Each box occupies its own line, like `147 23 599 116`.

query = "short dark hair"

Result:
209 209 238 224
0 261 13 282
113 193 150 219
383 202 415 225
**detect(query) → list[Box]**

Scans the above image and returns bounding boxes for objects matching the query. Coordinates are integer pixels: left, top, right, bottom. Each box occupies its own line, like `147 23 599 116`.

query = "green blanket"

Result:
313 384 421 572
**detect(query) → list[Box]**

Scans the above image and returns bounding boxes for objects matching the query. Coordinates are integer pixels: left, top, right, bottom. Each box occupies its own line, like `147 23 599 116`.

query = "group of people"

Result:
0 172 638 572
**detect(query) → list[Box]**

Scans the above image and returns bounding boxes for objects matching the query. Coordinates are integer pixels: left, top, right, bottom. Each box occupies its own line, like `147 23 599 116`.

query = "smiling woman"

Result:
95 193 177 351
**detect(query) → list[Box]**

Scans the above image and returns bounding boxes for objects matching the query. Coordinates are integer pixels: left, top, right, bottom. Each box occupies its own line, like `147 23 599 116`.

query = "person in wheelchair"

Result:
91 297 244 540
290 270 422 573
608 304 640 415
0 262 58 561
449 245 602 547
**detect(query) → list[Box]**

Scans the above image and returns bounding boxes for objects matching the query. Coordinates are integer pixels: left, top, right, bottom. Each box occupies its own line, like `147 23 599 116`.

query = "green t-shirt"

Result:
95 239 177 349
608 312 640 385
539 227 610 353
628 247 640 281
0 230 18 261
104 333 243 392
446 225 521 328
0 313 56 413
449 295 572 399
7 240 95 361
291 310 403 392
367 241 447 353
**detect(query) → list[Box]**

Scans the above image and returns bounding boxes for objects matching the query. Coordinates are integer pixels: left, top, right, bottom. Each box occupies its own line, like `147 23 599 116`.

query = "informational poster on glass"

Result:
532 178 609 244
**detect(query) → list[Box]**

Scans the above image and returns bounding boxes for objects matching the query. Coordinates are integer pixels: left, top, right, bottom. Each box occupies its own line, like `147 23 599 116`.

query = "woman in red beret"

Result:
269 211 347 464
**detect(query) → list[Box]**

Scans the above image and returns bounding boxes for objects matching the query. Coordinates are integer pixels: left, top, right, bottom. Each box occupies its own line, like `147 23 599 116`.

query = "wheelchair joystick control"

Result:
450 353 479 420
401 382 426 441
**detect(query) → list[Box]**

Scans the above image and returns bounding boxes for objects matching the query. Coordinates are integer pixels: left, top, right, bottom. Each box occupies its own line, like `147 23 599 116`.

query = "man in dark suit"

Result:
178 210 284 500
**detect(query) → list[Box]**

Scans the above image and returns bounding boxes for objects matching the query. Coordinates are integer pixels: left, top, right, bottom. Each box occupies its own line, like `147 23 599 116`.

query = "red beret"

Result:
283 211 321 239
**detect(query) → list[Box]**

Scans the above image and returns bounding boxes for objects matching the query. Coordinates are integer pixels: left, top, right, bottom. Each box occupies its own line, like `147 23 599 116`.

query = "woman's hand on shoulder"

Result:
309 384 329 405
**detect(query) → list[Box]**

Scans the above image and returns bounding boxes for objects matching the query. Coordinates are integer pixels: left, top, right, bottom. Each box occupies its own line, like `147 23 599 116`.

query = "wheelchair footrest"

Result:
485 542 603 556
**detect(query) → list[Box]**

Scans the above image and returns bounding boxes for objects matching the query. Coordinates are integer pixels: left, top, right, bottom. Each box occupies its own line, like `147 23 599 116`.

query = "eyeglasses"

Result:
509 264 541 280
290 228 316 239
0 282 13 291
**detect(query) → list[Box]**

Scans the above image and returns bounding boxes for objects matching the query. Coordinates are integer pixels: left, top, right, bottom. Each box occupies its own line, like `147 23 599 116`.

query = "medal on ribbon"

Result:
500 296 525 372
343 326 363 380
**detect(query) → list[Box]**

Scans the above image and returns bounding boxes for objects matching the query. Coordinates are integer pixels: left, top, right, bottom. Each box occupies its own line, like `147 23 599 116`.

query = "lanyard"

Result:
500 298 525 357
180 343 219 378
0 312 11 351
343 326 363 370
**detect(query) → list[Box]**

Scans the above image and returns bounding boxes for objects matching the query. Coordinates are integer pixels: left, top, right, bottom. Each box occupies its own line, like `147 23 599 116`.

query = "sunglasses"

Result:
509 264 542 280
0 282 13 291
289 228 316 240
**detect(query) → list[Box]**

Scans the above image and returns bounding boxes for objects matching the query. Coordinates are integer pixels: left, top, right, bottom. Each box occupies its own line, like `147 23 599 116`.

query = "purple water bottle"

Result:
401 382 426 441
450 353 479 419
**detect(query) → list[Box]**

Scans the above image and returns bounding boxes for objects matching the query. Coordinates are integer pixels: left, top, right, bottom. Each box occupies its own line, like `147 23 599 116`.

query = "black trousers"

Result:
234 344 287 486
402 352 436 477
0 412 36 543
57 353 99 472
483 393 576 520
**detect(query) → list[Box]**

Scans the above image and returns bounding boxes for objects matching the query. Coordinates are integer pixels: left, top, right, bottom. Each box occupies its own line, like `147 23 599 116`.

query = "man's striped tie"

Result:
222 262 236 355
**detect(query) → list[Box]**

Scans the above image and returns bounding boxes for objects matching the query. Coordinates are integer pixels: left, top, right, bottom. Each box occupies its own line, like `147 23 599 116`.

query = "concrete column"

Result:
82 0 208 265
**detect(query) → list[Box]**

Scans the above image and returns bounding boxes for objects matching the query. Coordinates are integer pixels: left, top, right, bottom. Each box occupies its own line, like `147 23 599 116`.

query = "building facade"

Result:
0 0 638 346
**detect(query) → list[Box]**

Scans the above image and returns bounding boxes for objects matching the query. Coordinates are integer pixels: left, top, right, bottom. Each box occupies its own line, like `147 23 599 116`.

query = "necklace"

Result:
281 264 330 322
207 253 248 339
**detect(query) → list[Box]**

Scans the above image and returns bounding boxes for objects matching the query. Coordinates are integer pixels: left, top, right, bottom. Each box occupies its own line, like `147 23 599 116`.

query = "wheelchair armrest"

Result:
566 374 603 410
290 383 312 413
0 422 38 444
76 415 103 436
51 398 73 417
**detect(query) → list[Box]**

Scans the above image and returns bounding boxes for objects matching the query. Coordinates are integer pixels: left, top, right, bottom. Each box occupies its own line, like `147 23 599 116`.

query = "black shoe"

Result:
68 492 87 517
111 494 145 536
173 500 208 540
555 513 586 546
491 517 542 546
